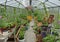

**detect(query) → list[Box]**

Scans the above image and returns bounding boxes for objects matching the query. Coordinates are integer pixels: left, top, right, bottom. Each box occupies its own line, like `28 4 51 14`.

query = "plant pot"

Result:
19 39 25 42
0 28 3 34
41 26 48 31
41 31 47 38
10 24 16 28
2 27 8 30
36 34 43 42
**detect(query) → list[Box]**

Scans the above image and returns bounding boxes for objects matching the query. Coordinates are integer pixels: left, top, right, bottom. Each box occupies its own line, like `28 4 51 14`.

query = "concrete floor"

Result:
25 20 36 42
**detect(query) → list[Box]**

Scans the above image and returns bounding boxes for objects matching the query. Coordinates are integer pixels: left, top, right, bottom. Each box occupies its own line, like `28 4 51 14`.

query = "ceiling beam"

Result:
15 0 25 7
30 0 32 6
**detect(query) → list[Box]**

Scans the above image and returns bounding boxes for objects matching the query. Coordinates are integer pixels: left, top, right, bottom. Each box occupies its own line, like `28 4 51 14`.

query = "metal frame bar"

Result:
36 0 52 8
48 1 59 6
30 0 32 6
44 0 59 6
1 0 12 4
0 0 60 9
15 0 25 7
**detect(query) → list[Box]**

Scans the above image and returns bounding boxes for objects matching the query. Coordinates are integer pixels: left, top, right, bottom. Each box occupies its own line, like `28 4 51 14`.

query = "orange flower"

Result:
27 16 32 21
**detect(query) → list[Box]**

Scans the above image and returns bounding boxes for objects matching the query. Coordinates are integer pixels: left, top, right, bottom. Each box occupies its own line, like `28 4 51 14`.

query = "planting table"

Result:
0 27 16 42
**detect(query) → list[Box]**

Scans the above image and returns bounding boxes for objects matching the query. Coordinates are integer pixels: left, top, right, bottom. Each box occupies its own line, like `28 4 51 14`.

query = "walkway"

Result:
25 19 36 42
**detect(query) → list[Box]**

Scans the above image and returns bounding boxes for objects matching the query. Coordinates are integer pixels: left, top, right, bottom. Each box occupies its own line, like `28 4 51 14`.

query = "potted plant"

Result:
26 8 33 21
18 27 26 42
33 26 43 42
19 30 25 42
37 16 43 27
43 35 56 42
33 9 40 20
0 18 9 33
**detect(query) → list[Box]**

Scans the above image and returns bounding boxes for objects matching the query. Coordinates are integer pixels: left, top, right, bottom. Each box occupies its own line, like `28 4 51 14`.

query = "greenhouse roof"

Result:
0 0 60 8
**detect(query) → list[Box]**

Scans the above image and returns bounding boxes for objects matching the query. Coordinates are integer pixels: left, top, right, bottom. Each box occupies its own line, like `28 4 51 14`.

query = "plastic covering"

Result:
0 0 60 8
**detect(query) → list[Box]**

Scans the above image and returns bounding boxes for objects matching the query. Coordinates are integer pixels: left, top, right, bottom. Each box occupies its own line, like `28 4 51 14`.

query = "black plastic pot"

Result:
41 31 47 38
41 26 48 31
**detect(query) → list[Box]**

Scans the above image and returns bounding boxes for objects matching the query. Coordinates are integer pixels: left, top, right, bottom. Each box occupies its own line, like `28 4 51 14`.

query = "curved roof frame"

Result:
0 0 60 8
32 0 60 8
45 0 59 6
0 0 26 8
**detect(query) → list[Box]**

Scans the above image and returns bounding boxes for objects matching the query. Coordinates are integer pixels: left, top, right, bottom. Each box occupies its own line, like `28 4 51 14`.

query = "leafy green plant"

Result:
37 16 42 22
20 27 26 31
43 35 56 42
43 21 48 26
21 19 28 25
19 30 25 40
20 14 27 19
19 27 26 40
33 9 40 17
33 26 41 34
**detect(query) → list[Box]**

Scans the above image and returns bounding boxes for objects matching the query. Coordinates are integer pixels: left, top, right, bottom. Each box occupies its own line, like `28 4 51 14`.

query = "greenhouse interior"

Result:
0 0 60 42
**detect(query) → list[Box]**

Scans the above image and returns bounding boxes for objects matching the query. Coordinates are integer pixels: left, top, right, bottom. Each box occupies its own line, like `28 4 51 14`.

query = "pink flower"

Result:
0 16 2 19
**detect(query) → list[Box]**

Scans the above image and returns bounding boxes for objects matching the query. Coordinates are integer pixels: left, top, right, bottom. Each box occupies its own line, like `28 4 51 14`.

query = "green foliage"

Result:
21 19 28 25
20 14 27 19
33 9 40 16
20 27 26 31
56 39 60 42
33 27 38 34
37 16 42 22
33 9 44 22
19 30 25 40
43 35 56 42
43 21 48 26
19 27 26 40
0 18 8 28
33 26 41 34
